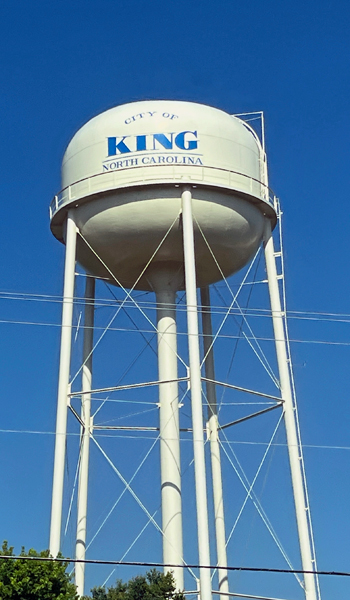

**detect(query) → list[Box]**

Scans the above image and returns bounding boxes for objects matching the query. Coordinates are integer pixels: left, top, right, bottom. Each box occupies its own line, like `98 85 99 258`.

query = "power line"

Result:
0 428 349 452
0 555 347 578
2 290 350 322
1 318 350 346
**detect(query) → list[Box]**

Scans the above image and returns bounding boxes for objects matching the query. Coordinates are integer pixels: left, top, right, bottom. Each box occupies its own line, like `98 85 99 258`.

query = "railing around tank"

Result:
49 164 276 220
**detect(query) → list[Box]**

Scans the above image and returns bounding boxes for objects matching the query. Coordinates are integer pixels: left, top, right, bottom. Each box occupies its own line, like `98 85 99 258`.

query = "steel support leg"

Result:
201 286 229 600
182 188 212 600
264 219 317 600
75 276 95 596
50 211 77 556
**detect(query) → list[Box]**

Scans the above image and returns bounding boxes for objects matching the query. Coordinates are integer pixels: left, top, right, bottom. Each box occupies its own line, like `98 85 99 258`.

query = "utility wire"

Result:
0 555 348 578
0 428 350 451
2 290 350 322
1 318 349 346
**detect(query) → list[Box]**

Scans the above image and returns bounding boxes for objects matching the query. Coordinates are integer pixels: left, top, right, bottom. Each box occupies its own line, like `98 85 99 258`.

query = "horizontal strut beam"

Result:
70 377 281 402
91 405 283 432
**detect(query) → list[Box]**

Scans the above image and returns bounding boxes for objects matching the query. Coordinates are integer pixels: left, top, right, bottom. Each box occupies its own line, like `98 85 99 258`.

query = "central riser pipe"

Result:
156 288 184 590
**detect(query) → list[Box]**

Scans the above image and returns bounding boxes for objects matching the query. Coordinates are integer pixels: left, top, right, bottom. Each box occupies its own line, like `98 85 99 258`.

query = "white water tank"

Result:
50 100 276 290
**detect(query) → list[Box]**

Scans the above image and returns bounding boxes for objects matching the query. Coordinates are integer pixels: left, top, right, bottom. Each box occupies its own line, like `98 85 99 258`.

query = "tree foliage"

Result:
82 569 185 600
0 543 184 600
0 541 78 600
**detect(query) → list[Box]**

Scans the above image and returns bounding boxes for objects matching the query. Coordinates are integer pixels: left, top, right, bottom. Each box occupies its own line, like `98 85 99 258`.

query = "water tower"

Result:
49 101 320 600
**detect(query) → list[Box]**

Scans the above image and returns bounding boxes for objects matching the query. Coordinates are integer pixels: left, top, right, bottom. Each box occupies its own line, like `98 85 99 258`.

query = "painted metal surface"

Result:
48 104 320 600
49 211 77 556
50 101 276 292
201 286 229 600
263 220 318 600
155 285 184 589
182 189 212 600
60 101 267 202
75 277 95 597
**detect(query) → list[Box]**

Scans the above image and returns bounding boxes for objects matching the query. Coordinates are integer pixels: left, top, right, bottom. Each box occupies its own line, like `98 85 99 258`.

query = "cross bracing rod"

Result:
71 214 187 386
68 405 84 427
90 434 194 583
202 378 282 402
68 377 189 397
93 425 160 431
71 401 282 434
193 218 279 388
70 377 281 401
187 592 291 600
92 425 196 432
219 403 284 430
77 404 284 432
218 416 303 588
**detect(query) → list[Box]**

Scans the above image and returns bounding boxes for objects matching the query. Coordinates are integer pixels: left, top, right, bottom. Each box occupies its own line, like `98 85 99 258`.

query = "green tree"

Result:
0 541 78 600
82 569 185 600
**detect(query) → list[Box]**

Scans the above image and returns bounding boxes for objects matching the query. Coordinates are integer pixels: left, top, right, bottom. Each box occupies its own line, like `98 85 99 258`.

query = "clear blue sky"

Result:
0 1 349 598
